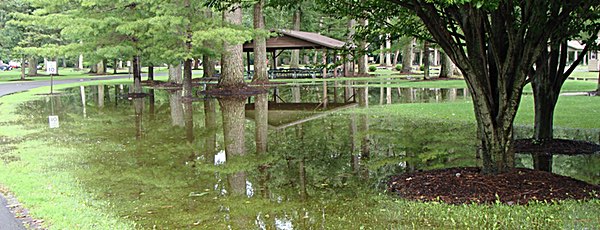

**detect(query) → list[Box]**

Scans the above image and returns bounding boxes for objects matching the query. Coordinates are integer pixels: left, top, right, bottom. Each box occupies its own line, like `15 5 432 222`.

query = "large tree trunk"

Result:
344 19 356 77
289 8 301 68
255 93 268 154
203 98 217 159
28 57 38 76
439 52 454 78
219 97 247 196
168 63 183 84
219 5 245 88
401 38 414 73
357 19 368 74
169 90 184 127
183 59 193 98
252 0 268 83
89 63 97 74
530 40 591 172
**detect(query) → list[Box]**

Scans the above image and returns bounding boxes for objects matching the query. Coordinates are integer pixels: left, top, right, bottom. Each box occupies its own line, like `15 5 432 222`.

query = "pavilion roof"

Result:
243 30 349 52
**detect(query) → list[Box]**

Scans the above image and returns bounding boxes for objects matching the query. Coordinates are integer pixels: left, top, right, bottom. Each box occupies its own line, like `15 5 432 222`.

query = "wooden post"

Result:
322 49 327 78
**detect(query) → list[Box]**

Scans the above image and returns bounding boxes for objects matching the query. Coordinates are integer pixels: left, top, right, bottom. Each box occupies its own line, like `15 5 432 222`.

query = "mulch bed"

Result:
388 167 599 205
514 138 600 155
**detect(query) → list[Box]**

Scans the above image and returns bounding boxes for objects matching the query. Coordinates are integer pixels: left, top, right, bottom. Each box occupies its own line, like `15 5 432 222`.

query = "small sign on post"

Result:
48 115 59 128
46 61 57 75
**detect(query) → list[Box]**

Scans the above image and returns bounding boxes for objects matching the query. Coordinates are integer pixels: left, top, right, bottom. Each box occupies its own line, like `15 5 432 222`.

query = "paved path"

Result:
0 73 142 229
0 194 24 230
0 74 133 97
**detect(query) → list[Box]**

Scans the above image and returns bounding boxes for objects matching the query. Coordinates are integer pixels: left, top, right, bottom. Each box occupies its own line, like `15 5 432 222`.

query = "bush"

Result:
420 65 425 71
395 64 403 71
368 66 377 72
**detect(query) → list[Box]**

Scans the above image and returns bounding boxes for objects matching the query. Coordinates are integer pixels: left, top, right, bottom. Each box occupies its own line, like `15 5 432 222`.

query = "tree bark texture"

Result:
255 93 268 154
401 38 414 73
168 63 183 84
183 59 193 98
203 98 217 160
439 52 454 78
28 57 38 76
169 90 184 127
219 97 247 196
344 19 356 77
132 56 142 93
290 8 301 68
252 0 268 83
219 5 245 88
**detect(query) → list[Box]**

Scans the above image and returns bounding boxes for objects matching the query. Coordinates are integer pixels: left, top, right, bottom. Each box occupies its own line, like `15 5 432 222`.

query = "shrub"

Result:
395 64 403 71
368 66 377 72
420 65 425 71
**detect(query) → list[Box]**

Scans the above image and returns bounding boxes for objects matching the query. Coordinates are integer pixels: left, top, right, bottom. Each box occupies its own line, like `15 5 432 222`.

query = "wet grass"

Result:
0 78 598 229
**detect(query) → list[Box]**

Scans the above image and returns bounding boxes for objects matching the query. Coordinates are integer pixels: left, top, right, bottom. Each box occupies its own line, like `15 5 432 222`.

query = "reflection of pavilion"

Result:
245 101 356 130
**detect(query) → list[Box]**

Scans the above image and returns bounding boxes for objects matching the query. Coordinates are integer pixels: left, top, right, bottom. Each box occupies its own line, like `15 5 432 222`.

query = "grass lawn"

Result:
0 67 174 83
0 77 598 229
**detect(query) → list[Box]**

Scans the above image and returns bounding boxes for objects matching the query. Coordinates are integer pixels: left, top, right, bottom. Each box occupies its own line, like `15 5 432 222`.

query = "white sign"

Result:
46 61 57 74
48 115 59 128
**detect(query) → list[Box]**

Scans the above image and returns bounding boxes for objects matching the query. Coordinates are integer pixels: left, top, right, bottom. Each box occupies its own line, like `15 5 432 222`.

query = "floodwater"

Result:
14 81 600 228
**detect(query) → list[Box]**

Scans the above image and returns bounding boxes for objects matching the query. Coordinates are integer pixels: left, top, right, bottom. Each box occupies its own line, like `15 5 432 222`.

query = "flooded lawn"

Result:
10 81 600 228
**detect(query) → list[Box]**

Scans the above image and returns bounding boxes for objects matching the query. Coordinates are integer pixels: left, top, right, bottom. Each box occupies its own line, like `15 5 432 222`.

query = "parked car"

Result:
8 61 21 68
0 63 13 71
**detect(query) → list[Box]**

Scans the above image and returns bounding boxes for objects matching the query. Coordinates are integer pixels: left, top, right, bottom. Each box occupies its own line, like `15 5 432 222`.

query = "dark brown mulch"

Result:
388 167 599 205
514 138 600 155
202 85 268 98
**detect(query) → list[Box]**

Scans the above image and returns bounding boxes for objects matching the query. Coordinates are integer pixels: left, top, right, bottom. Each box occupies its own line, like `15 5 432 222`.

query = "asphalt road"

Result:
0 74 133 97
0 195 24 230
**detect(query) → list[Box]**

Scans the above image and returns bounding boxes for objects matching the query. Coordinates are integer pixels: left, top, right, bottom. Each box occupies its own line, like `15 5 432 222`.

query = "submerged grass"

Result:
0 78 598 229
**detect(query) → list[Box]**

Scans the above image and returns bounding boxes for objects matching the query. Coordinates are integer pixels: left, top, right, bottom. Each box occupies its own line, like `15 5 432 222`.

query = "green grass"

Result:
0 77 598 229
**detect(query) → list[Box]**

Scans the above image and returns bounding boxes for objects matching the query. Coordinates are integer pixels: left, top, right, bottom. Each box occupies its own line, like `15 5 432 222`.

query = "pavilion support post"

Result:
322 49 327 78
247 52 251 75
272 51 277 70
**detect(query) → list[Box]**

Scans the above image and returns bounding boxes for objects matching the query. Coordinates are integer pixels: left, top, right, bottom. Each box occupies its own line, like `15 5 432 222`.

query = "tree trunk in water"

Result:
423 41 430 79
219 5 245 88
168 63 183 84
132 56 142 93
183 100 194 143
219 97 247 196
148 65 154 81
28 57 38 76
133 98 144 140
289 9 301 68
252 0 268 83
255 93 268 154
169 90 185 127
401 38 414 73
203 98 217 159
439 52 454 78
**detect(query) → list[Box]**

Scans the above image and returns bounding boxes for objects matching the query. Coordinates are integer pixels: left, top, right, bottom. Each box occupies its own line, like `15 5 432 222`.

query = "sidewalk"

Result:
0 194 25 230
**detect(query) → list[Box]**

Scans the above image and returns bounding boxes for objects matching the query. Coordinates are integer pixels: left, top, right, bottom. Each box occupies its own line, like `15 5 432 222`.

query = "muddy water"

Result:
14 82 599 228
